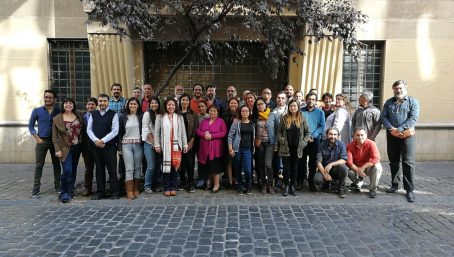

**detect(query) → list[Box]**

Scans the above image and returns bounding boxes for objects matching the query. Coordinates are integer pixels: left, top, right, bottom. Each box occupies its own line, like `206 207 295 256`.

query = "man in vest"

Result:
87 94 120 199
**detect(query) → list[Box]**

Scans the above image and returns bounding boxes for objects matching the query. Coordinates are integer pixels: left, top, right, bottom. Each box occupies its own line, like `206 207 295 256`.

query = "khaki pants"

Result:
348 163 382 191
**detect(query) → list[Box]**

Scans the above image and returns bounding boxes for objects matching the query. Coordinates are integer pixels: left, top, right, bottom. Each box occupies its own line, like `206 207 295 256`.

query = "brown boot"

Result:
125 180 135 200
133 179 141 198
82 187 92 197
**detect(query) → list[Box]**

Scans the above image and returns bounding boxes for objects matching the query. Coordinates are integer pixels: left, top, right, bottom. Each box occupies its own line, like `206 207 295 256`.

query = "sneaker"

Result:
144 188 153 194
386 185 399 193
350 183 361 193
30 188 40 198
406 191 415 202
54 185 61 193
339 189 347 198
369 190 377 198
61 193 70 203
188 185 195 193
246 189 252 195
237 189 243 196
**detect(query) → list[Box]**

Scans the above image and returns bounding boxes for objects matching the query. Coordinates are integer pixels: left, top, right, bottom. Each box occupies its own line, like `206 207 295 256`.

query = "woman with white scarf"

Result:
324 93 352 146
155 98 188 196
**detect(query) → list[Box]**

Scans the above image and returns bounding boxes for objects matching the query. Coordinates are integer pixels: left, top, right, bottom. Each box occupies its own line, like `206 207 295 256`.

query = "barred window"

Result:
342 42 384 108
48 39 91 110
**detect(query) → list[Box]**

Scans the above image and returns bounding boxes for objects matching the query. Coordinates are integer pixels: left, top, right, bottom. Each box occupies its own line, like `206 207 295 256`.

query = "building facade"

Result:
1 0 453 163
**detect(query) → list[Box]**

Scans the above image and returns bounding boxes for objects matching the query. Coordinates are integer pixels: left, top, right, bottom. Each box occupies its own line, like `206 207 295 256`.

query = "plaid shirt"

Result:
109 96 125 114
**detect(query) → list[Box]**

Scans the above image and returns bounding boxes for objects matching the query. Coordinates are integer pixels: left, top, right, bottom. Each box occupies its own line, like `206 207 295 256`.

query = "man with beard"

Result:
299 92 325 191
313 127 349 198
284 84 295 103
28 90 62 197
87 94 120 199
351 90 382 141
262 88 276 109
205 85 221 109
141 82 154 113
174 84 184 101
381 80 420 202
219 85 238 115
109 83 125 114
190 83 204 114
270 91 288 188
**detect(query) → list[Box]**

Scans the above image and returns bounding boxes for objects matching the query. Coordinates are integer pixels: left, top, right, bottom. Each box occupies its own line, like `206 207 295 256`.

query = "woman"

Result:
324 93 352 146
155 98 188 196
245 92 256 115
197 106 227 193
252 98 276 194
142 96 162 194
179 93 199 193
228 105 255 195
197 99 210 123
118 97 143 200
195 99 210 188
278 99 310 196
222 97 240 188
52 98 84 203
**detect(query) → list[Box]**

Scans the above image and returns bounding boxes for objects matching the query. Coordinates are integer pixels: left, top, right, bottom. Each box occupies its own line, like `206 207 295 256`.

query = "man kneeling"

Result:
314 127 349 198
347 128 382 198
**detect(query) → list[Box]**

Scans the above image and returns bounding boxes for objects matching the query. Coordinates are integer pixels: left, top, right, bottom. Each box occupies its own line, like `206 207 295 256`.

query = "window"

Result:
49 39 91 110
342 42 384 108
144 42 287 98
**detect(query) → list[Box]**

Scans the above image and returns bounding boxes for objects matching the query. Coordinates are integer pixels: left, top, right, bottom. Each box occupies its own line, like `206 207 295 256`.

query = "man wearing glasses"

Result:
381 80 420 202
28 90 62 197
262 88 276 109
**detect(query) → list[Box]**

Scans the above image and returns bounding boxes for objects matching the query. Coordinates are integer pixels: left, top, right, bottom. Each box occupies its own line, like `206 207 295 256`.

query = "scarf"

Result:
161 114 179 174
258 108 270 120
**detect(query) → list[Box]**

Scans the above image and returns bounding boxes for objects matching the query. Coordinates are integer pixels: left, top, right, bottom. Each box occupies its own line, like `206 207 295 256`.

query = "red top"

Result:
190 98 200 114
347 138 380 168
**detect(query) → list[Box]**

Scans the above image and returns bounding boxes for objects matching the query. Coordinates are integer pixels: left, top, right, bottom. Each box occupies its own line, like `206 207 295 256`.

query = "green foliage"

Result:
87 0 367 96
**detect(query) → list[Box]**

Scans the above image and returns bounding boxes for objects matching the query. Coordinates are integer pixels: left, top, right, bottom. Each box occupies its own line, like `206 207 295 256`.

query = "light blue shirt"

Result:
381 95 420 132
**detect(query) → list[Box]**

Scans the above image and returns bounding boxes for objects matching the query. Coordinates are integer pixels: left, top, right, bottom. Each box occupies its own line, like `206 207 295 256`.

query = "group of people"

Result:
28 79 419 203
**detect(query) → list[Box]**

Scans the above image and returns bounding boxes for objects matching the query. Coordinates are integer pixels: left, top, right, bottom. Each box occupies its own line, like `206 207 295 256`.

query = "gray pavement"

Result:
0 162 453 256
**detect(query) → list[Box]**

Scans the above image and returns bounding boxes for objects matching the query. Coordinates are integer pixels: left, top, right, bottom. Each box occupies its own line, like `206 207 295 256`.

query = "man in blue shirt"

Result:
109 83 125 114
314 127 349 198
381 80 420 202
28 90 62 197
299 92 325 191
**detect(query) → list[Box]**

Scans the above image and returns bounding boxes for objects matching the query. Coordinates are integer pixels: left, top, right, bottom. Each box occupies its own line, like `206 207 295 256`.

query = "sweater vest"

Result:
92 109 117 148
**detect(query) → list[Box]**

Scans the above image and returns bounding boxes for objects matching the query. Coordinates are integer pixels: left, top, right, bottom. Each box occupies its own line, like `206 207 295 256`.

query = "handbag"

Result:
401 127 415 139
170 120 182 169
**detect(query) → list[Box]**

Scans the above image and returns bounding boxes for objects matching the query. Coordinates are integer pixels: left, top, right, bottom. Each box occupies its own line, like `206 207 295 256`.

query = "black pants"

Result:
282 145 299 186
93 146 119 196
180 149 195 186
300 138 320 187
387 131 416 191
81 143 95 190
255 142 274 186
314 164 348 190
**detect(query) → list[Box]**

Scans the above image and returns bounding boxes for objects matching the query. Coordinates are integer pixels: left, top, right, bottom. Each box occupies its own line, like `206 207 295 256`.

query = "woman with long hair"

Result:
118 97 143 200
222 97 240 188
277 99 310 196
142 96 162 193
195 99 210 188
228 105 255 195
197 106 227 193
155 98 188 196
324 93 352 146
52 97 84 203
252 98 277 194
178 93 199 193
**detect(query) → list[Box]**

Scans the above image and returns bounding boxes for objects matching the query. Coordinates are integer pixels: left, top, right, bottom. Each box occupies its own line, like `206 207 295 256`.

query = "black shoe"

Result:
295 183 303 191
350 183 361 193
30 188 40 198
282 186 289 196
289 186 298 196
90 194 106 200
210 188 220 194
309 185 317 192
369 190 377 198
246 189 252 195
110 194 120 200
237 189 244 196
406 191 415 202
188 185 195 193
339 188 347 198
386 185 398 193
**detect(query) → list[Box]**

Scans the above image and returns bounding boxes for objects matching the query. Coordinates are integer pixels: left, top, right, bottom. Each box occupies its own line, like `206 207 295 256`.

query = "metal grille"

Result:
342 42 384 108
49 39 91 110
144 42 287 99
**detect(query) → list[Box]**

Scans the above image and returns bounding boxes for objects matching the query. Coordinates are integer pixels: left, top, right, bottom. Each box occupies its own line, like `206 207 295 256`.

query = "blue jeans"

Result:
61 144 82 196
144 142 161 189
234 148 253 190
122 143 143 181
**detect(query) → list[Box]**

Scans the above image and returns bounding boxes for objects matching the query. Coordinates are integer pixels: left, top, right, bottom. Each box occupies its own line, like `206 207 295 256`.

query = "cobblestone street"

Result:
0 162 453 256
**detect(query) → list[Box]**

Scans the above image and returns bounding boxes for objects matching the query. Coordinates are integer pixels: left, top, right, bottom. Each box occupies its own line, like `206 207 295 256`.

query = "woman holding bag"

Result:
155 98 188 196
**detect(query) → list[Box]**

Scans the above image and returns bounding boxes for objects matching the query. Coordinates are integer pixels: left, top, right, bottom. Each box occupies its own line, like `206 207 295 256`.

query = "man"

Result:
190 83 204 114
87 94 120 200
109 83 126 114
142 82 154 113
271 91 288 188
81 97 98 196
351 90 382 141
300 92 325 191
314 127 349 198
205 85 221 109
381 80 420 202
132 86 142 100
284 84 294 103
347 128 382 198
174 84 184 100
220 85 238 115
28 90 62 197
321 93 335 119
262 88 276 109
